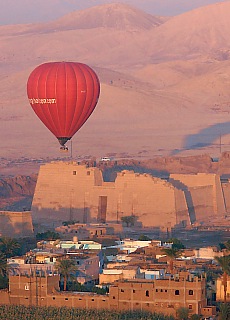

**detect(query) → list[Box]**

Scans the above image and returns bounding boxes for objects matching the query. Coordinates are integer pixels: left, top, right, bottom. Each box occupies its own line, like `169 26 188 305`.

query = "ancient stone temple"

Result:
32 162 190 230
169 173 226 223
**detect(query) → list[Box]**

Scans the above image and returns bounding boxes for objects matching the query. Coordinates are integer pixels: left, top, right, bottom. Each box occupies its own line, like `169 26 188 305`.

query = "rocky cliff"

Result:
0 175 37 211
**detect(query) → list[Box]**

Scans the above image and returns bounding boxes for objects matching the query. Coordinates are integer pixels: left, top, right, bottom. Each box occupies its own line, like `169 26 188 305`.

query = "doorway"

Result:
98 196 107 223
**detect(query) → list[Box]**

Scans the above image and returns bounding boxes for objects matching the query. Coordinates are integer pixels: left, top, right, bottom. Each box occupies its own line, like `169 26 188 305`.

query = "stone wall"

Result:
169 173 227 223
0 273 207 316
32 162 102 227
32 162 190 230
222 183 230 213
0 211 34 238
32 162 230 230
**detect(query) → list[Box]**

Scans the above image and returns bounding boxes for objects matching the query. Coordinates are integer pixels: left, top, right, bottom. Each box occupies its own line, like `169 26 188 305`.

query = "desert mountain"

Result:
40 3 165 32
143 1 230 62
2 2 230 69
0 4 161 71
1 2 230 166
0 175 36 210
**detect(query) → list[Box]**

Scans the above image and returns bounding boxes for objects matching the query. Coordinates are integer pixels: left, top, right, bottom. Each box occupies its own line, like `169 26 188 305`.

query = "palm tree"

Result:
219 302 230 320
0 251 7 277
215 255 230 303
163 247 182 274
190 314 201 320
167 238 185 250
0 251 8 289
176 307 189 320
121 215 136 227
224 240 230 253
55 258 78 291
0 237 20 258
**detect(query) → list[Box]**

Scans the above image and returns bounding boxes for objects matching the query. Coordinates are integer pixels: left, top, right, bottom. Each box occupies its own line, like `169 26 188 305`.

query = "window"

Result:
146 290 149 297
189 304 193 310
165 290 167 292
113 296 115 299
133 290 136 293
25 284 30 291
65 298 68 301
175 290 180 295
73 171 77 175
121 289 124 293
160 289 163 292
87 171 90 176
92 299 94 301
52 297 55 300
156 289 158 292
189 290 194 295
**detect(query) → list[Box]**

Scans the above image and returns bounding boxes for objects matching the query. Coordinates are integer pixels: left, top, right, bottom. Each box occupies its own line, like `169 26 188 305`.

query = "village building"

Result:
0 271 214 318
55 223 123 240
8 238 103 286
216 275 230 302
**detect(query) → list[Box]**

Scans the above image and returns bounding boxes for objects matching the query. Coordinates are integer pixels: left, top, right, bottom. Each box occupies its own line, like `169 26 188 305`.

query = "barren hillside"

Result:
143 1 230 62
0 175 36 211
42 3 165 31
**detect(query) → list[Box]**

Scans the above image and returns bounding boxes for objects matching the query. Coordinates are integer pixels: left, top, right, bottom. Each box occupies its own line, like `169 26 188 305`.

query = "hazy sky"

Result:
0 0 228 25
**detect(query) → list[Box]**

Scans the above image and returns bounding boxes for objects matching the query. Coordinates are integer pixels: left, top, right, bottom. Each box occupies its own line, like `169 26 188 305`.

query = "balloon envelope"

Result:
27 61 100 146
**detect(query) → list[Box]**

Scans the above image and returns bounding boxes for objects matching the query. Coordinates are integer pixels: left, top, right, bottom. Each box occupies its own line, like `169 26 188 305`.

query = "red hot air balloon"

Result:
27 61 100 150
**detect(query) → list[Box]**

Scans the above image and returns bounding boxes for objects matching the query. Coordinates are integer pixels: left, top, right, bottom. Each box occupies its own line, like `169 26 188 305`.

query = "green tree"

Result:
219 302 230 320
206 269 221 282
36 230 60 241
224 240 230 251
176 307 189 320
0 251 8 289
219 242 226 250
189 314 201 320
0 251 7 277
163 247 182 274
166 238 185 250
0 237 20 258
121 215 136 227
62 220 76 226
215 255 230 303
55 258 78 291
138 234 151 241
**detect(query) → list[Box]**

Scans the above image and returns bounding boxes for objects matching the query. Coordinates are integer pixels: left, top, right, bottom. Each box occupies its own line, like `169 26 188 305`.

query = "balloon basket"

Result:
60 146 69 152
